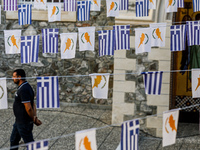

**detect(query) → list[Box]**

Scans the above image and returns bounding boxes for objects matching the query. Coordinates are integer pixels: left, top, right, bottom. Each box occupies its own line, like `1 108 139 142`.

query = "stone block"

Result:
113 70 126 81
163 37 170 49
161 83 170 94
130 36 135 48
114 50 127 59
165 27 170 38
146 117 162 128
157 106 169 114
114 58 136 70
6 10 76 22
156 128 162 138
162 72 170 84
158 60 170 71
112 91 125 104
112 103 135 124
147 95 169 106
149 48 171 61
113 81 135 92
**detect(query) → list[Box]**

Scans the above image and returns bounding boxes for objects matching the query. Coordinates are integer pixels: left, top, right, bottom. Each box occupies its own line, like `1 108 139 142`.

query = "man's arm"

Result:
24 102 42 126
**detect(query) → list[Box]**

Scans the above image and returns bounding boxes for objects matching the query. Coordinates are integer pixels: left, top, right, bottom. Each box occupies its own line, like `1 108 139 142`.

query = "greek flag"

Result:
136 0 149 17
27 140 48 150
98 30 114 57
186 21 200 46
119 0 128 10
170 25 186 51
113 25 130 50
4 0 17 11
178 0 184 8
142 71 163 95
64 0 76 11
18 4 32 25
37 76 59 109
42 28 59 53
21 35 40 64
121 119 139 150
193 0 200 12
77 1 91 21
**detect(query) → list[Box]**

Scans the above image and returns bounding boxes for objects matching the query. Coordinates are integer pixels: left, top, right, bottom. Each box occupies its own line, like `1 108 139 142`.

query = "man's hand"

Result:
33 116 42 126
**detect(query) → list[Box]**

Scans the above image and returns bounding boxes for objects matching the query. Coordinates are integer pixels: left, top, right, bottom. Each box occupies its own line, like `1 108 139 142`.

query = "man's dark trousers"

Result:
10 122 34 150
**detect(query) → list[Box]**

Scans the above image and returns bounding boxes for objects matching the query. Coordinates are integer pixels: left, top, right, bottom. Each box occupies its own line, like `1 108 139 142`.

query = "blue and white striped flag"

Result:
178 0 184 8
186 21 200 46
136 0 149 17
27 140 48 150
121 119 139 150
64 0 76 11
170 25 186 51
4 0 17 11
77 1 91 21
142 71 163 95
193 0 200 12
18 4 32 25
119 0 128 10
113 25 130 50
37 76 59 109
42 28 59 53
98 30 114 57
21 35 39 64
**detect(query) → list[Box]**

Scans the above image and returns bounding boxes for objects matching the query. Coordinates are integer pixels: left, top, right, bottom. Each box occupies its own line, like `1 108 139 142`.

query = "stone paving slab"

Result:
1 102 200 150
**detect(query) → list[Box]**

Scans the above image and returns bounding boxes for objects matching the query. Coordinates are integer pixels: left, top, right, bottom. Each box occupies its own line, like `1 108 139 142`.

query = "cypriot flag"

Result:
192 69 200 98
90 73 110 99
149 0 156 9
48 3 61 22
60 33 77 59
163 109 179 147
4 30 21 54
91 0 101 11
78 27 95 51
75 128 97 150
0 78 7 110
150 23 167 47
106 0 119 17
135 28 151 54
34 0 46 10
165 0 177 12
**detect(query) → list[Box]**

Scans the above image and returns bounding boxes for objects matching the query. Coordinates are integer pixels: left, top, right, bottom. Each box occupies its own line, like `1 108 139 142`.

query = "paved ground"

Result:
1 102 200 150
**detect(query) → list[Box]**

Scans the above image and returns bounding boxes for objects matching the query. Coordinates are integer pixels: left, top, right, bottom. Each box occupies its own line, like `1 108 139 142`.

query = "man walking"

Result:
10 69 42 150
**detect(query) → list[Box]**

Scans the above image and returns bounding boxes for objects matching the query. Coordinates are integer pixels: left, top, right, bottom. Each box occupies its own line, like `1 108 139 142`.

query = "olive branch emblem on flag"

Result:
138 33 149 48
167 0 176 8
92 75 107 89
90 0 99 6
152 28 163 41
81 32 92 46
0 85 4 99
64 38 74 52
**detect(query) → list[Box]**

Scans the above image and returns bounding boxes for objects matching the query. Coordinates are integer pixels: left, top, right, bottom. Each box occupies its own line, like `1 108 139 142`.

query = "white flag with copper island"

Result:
34 0 46 10
106 0 119 17
192 69 200 98
135 28 151 54
78 27 95 51
48 3 61 22
60 33 77 59
0 78 7 110
150 23 167 47
163 109 179 147
90 0 101 11
4 30 21 54
165 0 177 12
75 128 97 150
149 0 156 9
90 73 110 99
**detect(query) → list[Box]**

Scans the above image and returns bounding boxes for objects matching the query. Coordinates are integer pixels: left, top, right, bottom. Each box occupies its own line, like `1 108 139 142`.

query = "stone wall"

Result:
1 1 114 105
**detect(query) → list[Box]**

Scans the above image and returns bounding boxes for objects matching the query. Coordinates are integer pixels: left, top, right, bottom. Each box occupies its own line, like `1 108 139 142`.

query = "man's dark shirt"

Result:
13 81 34 124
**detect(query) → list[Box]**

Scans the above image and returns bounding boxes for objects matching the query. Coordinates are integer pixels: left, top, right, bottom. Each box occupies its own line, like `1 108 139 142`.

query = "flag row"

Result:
4 25 130 62
24 108 180 150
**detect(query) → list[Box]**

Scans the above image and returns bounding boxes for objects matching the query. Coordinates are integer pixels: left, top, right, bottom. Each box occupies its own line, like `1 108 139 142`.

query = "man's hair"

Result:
13 69 26 80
